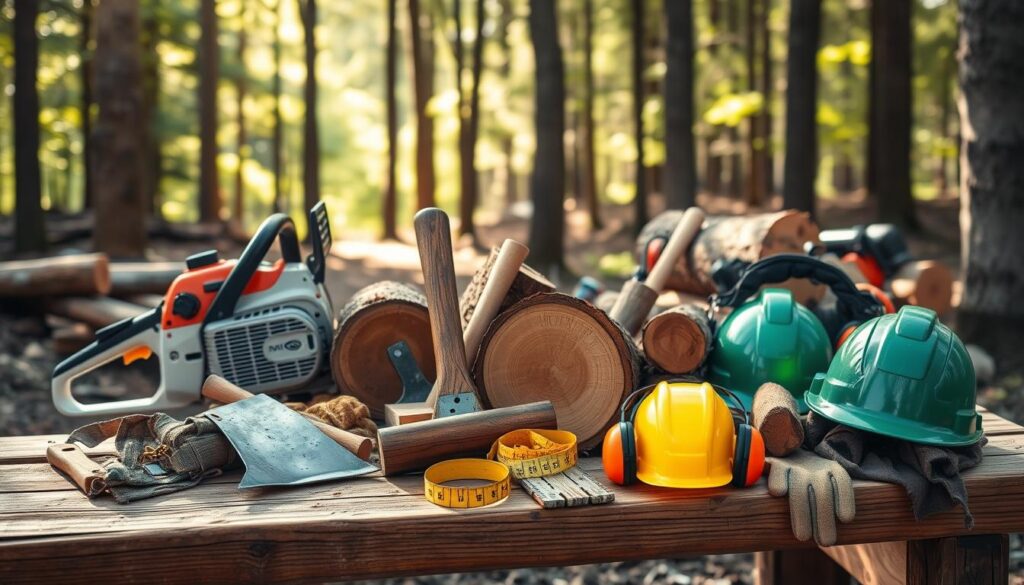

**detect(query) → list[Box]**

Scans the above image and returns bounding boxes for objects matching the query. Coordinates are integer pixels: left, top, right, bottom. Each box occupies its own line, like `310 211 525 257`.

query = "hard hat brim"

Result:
805 391 983 447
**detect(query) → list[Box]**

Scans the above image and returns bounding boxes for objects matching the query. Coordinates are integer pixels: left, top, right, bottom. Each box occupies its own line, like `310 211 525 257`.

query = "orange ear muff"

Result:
842 252 885 287
856 282 895 314
645 238 666 275
743 428 766 487
602 424 627 485
836 324 859 349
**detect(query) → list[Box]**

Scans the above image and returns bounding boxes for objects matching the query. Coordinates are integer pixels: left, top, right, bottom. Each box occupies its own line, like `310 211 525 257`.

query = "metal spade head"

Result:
205 394 377 489
387 340 433 404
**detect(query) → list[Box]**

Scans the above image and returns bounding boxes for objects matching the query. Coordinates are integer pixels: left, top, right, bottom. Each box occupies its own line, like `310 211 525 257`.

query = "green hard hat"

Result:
805 305 982 446
707 288 832 413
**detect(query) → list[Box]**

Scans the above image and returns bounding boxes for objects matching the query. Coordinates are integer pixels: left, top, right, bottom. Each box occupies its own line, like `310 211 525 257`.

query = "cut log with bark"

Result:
330 281 435 419
635 210 824 305
473 292 642 450
641 304 713 374
45 297 148 329
108 262 183 296
0 254 110 298
460 246 556 327
888 260 954 316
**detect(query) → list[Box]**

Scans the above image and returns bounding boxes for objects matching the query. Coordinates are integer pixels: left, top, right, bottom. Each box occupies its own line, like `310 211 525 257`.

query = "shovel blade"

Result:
206 394 377 489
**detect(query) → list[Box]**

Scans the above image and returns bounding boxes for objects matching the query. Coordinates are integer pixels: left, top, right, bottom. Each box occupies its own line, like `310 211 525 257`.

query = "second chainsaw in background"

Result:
52 203 336 416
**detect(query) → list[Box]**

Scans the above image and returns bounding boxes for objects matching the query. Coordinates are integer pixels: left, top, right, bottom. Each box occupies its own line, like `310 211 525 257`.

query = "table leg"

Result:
906 534 1009 585
754 549 851 585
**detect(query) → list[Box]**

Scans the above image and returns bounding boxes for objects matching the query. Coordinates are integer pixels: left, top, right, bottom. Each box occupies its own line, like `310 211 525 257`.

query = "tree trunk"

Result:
631 0 647 233
761 0 773 194
140 4 161 219
745 0 767 206
199 0 221 223
80 0 94 211
580 0 601 229
782 0 821 215
382 0 398 239
456 0 485 240
871 0 917 230
527 0 566 275
234 0 248 226
663 0 697 210
92 0 146 258
13 0 47 254
272 0 283 214
300 0 320 222
957 0 1024 367
409 0 436 210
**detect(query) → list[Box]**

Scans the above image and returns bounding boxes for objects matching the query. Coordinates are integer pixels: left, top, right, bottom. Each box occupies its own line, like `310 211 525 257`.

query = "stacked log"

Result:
0 254 110 297
641 304 713 375
460 245 555 327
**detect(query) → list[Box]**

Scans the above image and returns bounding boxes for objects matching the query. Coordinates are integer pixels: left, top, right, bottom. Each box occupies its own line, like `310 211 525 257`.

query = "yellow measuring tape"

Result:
424 459 510 508
488 429 578 479
423 430 579 508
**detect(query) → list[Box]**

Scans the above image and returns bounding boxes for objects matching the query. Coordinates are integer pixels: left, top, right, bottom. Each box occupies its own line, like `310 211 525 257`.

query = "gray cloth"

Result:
68 413 238 503
804 411 985 528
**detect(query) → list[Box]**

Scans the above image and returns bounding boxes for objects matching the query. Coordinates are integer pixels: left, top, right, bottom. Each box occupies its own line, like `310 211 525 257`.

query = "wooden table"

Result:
1 408 1022 585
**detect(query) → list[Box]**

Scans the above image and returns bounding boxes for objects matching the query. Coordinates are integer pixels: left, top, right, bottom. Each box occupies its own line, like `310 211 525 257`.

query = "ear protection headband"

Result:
605 381 764 488
712 254 888 346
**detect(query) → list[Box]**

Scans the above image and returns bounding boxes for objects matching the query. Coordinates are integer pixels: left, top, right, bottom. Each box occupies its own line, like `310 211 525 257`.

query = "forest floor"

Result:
2 192 1022 583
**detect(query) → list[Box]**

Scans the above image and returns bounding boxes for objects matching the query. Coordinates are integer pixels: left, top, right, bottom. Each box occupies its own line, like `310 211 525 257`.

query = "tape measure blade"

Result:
562 467 615 504
543 472 590 507
519 477 565 508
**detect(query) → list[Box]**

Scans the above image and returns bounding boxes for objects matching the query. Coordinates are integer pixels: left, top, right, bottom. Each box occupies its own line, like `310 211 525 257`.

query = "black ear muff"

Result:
620 421 638 485
731 423 752 488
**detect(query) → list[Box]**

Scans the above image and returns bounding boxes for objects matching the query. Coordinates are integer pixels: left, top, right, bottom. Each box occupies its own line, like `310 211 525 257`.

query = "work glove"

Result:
766 448 856 546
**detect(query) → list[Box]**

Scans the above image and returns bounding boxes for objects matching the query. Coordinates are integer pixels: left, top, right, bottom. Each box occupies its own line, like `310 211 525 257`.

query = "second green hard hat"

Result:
805 305 982 446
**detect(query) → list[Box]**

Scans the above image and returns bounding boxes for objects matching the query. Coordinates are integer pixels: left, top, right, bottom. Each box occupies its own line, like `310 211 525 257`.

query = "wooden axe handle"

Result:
202 375 373 460
645 207 705 293
463 239 529 365
46 443 106 496
414 208 479 405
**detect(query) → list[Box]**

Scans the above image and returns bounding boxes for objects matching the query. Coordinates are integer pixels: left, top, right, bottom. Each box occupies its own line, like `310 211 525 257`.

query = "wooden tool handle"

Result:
46 443 106 495
645 206 705 293
201 375 373 460
376 401 558 476
413 208 477 400
463 239 529 365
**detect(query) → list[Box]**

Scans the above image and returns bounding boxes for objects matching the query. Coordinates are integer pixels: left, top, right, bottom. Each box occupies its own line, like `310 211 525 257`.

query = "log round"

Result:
460 246 555 327
0 253 110 298
473 293 641 450
330 281 435 419
888 260 954 316
641 304 713 374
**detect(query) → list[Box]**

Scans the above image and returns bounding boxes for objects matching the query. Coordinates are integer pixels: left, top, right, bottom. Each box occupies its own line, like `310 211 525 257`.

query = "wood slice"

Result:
888 260 954 316
330 281 435 419
636 210 824 305
460 245 555 328
0 253 110 298
641 304 713 374
473 293 641 450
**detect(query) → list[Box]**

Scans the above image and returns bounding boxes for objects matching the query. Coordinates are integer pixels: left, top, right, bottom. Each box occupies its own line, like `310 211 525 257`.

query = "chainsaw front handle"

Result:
205 213 302 324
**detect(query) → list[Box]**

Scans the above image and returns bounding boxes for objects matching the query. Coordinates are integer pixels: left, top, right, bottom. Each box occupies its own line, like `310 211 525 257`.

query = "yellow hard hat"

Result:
635 381 735 488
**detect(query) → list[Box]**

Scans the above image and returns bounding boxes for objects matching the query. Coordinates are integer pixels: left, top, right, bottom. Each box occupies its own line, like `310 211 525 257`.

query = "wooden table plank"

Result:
0 409 1021 584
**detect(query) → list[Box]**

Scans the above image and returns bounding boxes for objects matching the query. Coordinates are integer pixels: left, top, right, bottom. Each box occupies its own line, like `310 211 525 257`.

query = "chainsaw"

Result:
52 203 336 416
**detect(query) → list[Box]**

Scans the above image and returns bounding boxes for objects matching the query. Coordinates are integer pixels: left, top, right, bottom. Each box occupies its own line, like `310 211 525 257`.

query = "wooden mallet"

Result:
609 206 706 336
385 237 529 426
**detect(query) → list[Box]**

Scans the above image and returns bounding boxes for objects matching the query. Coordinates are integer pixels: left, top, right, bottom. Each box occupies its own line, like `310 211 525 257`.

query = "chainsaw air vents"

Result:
204 306 323 395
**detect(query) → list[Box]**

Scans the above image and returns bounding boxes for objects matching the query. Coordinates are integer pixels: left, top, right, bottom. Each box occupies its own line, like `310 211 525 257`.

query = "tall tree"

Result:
580 0 601 229
13 0 46 253
630 0 646 233
870 0 917 229
745 0 768 205
782 0 821 215
409 0 436 210
527 0 565 274
271 0 284 213
299 0 320 220
92 0 146 257
234 0 248 226
455 0 486 240
80 0 95 211
199 0 221 222
497 0 517 205
382 0 398 239
140 1 161 218
958 0 1024 362
663 0 697 209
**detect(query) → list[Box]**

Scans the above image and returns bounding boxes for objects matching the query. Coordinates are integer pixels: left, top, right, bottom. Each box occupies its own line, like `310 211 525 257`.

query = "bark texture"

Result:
13 0 47 253
782 0 821 215
663 0 697 209
199 0 221 222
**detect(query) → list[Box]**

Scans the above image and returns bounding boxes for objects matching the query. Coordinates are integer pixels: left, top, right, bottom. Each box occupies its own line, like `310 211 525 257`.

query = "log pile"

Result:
0 253 178 356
